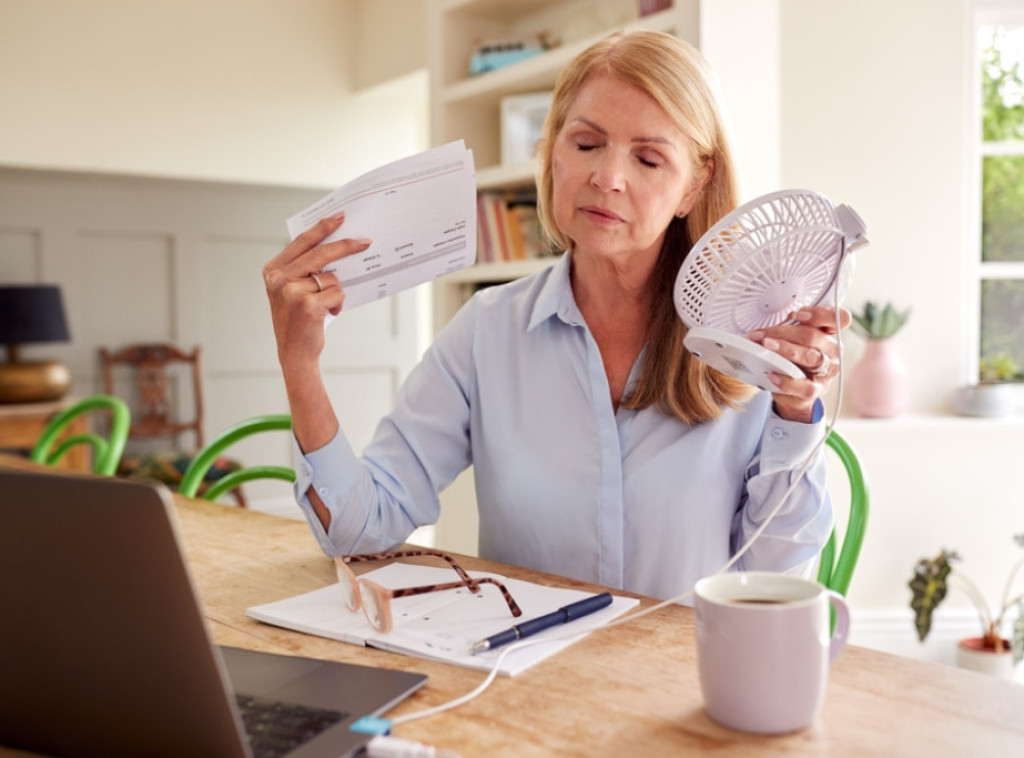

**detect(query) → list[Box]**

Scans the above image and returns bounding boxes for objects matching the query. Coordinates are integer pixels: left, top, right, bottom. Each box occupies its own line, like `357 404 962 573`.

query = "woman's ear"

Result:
676 156 715 218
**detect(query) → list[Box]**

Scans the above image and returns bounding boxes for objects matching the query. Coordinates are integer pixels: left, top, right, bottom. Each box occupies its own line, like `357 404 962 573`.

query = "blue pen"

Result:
469 592 613 654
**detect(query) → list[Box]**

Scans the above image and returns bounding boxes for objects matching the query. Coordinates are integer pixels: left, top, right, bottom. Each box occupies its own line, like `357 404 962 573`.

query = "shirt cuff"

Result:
771 397 825 423
291 428 363 555
760 398 826 470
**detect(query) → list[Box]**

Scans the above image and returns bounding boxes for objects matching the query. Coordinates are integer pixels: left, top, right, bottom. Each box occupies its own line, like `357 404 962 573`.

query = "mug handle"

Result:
827 590 851 664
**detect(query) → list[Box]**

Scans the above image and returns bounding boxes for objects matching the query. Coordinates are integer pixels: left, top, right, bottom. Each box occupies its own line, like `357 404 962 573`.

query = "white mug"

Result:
694 571 850 734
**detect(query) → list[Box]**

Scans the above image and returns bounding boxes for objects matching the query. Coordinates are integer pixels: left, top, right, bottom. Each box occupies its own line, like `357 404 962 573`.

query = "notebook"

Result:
0 468 427 758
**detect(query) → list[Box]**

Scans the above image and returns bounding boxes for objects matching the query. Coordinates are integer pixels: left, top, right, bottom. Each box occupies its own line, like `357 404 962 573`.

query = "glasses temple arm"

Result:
388 578 523 618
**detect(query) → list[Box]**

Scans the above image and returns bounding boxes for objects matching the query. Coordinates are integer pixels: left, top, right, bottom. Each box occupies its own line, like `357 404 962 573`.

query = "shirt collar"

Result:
527 252 583 332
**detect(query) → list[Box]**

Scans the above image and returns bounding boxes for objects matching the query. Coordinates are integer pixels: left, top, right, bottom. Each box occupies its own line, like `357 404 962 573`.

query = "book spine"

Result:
476 193 492 263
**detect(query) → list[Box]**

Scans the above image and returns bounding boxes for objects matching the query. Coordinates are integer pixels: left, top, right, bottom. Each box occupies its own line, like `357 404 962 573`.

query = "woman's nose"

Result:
590 151 626 193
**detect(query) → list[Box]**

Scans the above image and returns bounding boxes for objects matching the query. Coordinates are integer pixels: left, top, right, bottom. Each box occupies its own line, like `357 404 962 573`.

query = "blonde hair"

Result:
535 30 755 424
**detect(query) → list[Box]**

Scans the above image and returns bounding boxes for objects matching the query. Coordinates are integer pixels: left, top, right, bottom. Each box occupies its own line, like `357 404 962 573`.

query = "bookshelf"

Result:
426 0 701 332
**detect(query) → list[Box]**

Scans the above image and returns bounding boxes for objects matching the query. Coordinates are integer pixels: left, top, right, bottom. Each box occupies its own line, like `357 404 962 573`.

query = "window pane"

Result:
980 25 1024 142
982 155 1024 261
980 279 1024 381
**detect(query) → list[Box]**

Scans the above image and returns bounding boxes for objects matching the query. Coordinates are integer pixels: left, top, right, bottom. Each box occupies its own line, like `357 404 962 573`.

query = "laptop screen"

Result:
0 468 426 758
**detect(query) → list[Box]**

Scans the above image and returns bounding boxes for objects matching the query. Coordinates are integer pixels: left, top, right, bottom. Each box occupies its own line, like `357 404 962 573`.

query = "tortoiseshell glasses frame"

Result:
334 549 523 633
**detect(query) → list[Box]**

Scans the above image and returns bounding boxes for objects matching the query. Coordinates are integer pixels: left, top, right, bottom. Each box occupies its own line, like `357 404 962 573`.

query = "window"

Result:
976 11 1024 382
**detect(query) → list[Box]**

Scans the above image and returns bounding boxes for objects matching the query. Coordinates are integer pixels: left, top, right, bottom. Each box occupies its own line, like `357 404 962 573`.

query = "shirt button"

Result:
318 486 329 497
770 427 786 440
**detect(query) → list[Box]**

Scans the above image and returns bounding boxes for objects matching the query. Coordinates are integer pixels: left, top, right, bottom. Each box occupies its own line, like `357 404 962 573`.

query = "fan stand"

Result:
684 328 803 392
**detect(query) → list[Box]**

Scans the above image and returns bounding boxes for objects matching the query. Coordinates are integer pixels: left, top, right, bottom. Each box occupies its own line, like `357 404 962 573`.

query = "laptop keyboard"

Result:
235 694 348 758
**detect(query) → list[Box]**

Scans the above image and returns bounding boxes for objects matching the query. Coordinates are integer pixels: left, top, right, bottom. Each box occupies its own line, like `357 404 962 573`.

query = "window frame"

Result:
971 3 1024 384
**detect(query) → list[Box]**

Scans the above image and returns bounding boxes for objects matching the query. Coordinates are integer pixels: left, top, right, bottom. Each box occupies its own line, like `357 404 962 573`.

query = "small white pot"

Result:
956 637 1018 679
953 383 1015 417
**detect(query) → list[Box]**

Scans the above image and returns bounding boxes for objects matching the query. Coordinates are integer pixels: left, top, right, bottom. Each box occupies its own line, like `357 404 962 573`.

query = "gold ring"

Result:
310 273 324 292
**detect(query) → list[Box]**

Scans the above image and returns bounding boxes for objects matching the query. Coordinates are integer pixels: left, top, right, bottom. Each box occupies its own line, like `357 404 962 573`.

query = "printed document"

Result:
286 140 477 311
247 563 640 677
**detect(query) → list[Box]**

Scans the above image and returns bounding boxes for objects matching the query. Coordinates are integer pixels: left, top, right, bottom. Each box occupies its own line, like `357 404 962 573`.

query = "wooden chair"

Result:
30 394 131 476
180 414 295 502
99 343 246 505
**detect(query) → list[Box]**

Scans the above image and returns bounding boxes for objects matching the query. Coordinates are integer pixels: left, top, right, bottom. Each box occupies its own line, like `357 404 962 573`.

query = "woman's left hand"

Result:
746 306 851 423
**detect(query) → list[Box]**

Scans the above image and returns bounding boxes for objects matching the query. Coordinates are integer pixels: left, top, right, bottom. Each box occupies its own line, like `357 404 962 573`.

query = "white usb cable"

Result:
374 302 847 743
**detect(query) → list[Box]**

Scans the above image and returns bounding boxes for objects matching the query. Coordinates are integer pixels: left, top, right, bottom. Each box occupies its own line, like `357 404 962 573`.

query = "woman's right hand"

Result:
262 212 373 462
262 212 372 371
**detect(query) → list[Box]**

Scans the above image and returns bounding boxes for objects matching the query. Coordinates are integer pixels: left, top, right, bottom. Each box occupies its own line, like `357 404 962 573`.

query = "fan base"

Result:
684 328 803 392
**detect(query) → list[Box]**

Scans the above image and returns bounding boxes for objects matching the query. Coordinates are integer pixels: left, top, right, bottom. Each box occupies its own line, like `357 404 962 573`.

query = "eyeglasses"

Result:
334 549 523 633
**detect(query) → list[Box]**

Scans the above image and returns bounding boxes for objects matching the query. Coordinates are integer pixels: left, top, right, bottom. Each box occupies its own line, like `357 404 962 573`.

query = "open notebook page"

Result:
247 563 639 676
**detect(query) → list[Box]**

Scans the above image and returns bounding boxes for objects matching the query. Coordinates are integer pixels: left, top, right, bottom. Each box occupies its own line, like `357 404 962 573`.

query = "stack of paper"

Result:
286 141 477 312
247 563 639 677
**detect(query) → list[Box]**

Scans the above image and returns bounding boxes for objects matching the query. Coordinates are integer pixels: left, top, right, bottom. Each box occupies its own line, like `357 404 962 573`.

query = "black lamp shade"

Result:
0 285 71 345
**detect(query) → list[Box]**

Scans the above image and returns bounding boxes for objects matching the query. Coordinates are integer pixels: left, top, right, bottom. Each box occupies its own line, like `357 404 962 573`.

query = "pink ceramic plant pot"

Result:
848 338 909 418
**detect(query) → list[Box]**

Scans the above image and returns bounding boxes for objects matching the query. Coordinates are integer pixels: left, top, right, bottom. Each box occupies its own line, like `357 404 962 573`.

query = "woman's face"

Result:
551 73 702 269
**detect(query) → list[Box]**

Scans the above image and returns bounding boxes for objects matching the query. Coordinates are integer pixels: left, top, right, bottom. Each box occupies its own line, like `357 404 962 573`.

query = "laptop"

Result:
0 468 427 758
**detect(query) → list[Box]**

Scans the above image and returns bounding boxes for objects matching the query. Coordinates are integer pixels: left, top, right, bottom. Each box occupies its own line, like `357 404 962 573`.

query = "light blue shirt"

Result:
293 252 833 601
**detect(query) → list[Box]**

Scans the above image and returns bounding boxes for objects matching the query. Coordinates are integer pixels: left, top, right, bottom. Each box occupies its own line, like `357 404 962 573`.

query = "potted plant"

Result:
979 351 1023 383
850 301 912 341
847 301 912 418
909 535 1024 677
954 350 1021 417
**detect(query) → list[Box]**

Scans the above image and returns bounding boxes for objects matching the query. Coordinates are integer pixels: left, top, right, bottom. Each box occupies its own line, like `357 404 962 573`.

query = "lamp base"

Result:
0 360 72 404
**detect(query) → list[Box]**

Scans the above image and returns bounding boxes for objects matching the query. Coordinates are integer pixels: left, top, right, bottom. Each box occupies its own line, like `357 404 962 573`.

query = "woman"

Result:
262 31 847 600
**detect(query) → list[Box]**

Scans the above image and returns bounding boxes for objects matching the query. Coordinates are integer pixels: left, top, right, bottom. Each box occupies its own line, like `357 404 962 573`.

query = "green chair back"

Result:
179 414 295 501
816 429 869 596
30 394 131 476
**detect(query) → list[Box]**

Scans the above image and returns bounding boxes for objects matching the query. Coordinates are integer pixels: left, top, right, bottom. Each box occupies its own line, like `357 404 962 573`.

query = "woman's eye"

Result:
576 143 598 152
638 154 662 168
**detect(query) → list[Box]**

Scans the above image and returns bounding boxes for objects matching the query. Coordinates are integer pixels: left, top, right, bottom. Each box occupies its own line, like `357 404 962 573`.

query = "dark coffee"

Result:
732 598 787 605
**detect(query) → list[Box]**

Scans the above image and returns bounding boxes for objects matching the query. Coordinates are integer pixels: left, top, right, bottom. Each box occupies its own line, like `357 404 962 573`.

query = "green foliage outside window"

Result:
981 29 1024 142
979 25 1024 381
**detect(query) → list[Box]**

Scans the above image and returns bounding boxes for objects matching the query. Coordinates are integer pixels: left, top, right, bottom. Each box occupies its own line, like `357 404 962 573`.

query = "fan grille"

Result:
675 190 845 332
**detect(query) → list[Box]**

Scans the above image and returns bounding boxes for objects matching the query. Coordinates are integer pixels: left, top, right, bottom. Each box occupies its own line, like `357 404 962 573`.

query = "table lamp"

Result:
0 285 72 404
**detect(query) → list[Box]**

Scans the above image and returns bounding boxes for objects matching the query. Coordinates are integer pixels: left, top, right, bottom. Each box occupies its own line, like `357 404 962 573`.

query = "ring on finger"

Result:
810 350 831 377
310 272 324 293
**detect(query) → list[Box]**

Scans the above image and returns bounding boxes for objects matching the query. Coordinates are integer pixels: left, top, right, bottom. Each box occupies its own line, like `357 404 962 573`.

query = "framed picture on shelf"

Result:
500 91 553 166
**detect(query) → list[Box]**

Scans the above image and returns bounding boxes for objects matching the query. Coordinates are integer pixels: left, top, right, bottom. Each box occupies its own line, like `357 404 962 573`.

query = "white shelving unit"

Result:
426 0 701 333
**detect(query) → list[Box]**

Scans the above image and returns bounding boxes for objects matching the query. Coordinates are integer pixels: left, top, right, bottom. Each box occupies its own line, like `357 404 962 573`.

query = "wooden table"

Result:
2 458 1023 757
0 399 90 471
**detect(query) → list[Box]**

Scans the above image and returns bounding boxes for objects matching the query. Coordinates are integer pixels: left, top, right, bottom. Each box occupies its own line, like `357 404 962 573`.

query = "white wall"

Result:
0 0 431 524
0 0 428 188
781 0 971 410
780 0 1024 663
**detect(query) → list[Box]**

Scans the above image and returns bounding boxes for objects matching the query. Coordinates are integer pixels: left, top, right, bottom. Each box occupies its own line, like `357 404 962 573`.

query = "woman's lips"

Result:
580 205 624 224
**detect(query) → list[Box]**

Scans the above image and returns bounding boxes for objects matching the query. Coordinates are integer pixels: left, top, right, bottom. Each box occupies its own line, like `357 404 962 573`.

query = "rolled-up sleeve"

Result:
733 406 834 577
291 428 373 556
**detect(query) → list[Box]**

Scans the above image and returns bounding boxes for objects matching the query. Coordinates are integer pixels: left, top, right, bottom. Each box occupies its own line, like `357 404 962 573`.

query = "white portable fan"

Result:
674 189 869 391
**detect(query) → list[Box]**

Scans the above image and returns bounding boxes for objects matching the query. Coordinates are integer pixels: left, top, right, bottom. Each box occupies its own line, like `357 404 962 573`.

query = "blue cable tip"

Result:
350 716 393 735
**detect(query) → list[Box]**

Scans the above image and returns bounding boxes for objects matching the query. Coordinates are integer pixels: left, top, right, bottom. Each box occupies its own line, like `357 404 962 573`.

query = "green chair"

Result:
816 429 869 596
30 394 131 476
179 414 295 502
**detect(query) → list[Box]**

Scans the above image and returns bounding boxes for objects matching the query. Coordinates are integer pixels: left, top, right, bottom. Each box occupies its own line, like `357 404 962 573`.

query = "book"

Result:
475 194 493 263
246 563 639 677
507 202 557 259
505 204 527 260
488 194 512 262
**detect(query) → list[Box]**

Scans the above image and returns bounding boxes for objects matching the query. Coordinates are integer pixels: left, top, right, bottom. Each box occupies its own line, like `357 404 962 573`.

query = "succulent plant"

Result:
850 301 911 340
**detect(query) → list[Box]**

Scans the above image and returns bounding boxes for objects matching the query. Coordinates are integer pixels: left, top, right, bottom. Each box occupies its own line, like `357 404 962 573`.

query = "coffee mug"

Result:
694 571 850 734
